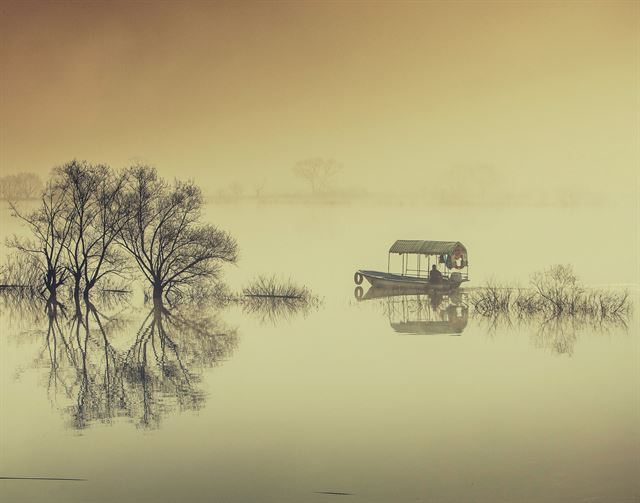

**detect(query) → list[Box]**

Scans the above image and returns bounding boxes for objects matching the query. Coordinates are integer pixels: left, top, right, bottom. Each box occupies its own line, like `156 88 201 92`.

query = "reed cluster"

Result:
241 275 320 324
242 275 313 300
472 265 631 321
0 253 41 292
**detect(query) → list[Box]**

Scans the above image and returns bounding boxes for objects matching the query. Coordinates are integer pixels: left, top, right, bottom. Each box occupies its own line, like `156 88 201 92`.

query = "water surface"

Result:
1 201 638 503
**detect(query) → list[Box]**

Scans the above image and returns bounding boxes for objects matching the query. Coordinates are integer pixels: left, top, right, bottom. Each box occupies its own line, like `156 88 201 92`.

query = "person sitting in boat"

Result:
429 265 443 284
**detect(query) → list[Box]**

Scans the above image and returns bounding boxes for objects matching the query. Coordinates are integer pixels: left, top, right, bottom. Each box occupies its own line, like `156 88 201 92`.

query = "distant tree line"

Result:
6 160 237 305
0 172 43 200
206 157 344 203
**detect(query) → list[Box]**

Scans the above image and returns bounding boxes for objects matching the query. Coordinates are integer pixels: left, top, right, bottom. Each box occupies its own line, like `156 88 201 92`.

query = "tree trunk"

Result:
152 282 163 300
73 294 82 318
44 270 57 297
46 292 58 307
73 275 82 305
82 280 95 300
152 294 164 312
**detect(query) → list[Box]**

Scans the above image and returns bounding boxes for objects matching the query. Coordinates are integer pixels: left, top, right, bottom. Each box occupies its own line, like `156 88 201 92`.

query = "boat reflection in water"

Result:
355 285 468 336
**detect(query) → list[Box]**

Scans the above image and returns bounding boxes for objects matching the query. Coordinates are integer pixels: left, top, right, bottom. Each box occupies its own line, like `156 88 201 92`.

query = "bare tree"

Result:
54 161 100 303
118 165 238 301
530 264 583 315
8 182 74 299
53 160 131 302
293 157 342 194
83 167 131 297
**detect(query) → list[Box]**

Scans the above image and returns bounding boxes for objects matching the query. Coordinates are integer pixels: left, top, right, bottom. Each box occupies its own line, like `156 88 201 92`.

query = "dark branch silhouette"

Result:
8 181 74 299
53 160 131 303
5 161 237 306
118 165 238 302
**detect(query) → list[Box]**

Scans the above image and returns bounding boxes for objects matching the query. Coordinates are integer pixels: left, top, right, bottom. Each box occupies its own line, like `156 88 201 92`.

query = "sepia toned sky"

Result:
0 0 638 199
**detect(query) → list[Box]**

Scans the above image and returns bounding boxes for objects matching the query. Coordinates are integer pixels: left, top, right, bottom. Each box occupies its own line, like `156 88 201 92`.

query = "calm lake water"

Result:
1 201 638 503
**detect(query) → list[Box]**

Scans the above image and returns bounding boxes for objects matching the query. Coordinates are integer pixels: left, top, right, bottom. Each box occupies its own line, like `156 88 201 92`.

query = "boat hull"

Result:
357 270 466 291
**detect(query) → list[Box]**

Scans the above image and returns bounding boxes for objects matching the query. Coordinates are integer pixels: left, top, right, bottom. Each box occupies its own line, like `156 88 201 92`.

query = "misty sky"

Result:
1 1 638 198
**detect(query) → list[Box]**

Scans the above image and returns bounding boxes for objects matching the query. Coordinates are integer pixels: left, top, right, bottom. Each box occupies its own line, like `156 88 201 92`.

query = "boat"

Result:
354 240 469 291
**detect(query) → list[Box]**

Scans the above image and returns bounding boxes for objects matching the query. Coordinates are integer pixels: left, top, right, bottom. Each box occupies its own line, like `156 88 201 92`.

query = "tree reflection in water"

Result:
33 295 238 429
3 285 318 428
241 295 320 325
0 287 47 329
473 307 629 356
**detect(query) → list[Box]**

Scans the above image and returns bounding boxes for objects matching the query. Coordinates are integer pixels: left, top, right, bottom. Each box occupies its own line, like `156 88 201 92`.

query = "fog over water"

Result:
1 2 638 202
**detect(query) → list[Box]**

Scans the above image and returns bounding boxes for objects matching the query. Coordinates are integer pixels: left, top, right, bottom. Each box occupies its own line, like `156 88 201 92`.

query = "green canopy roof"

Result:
388 240 466 255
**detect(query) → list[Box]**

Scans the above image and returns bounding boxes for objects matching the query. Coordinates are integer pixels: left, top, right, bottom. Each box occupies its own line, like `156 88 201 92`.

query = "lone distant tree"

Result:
253 179 266 198
293 157 342 194
118 165 238 302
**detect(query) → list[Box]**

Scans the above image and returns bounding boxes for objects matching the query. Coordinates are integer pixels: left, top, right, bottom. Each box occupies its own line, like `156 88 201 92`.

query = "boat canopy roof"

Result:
389 240 467 256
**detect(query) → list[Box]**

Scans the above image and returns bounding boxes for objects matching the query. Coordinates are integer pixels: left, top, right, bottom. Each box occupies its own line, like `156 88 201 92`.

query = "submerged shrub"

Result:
471 280 513 316
243 275 312 299
241 275 320 325
473 265 631 322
